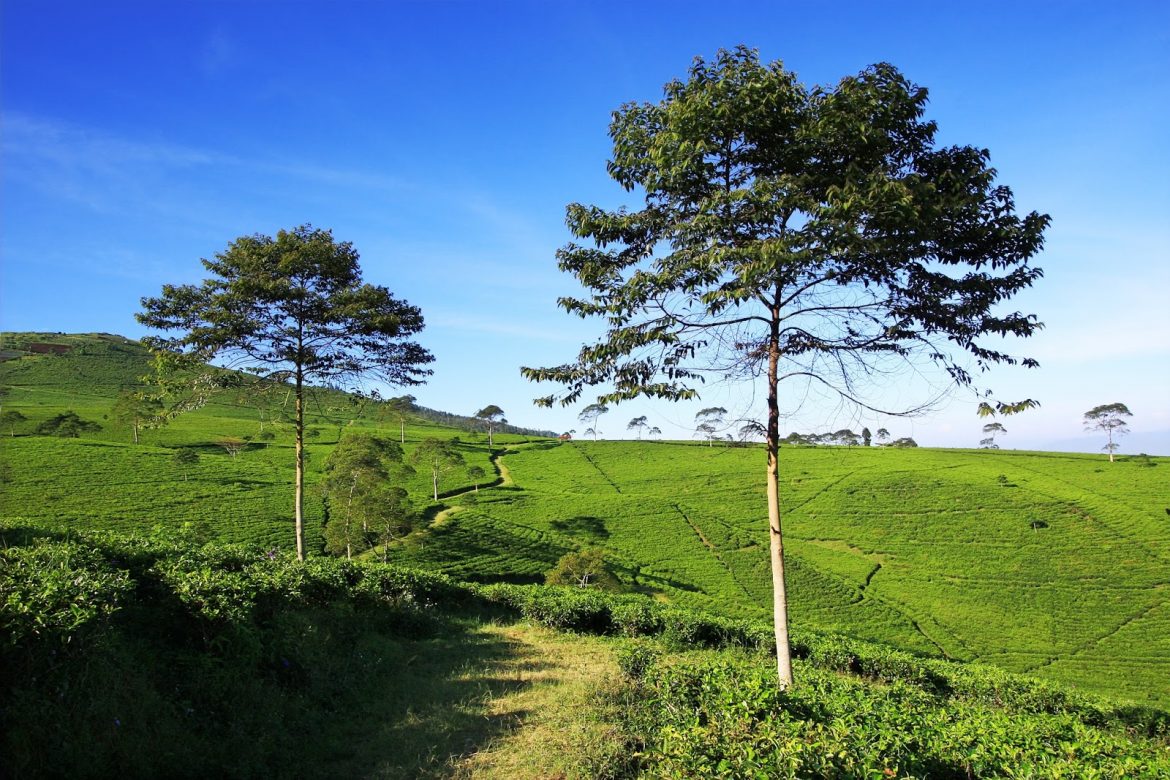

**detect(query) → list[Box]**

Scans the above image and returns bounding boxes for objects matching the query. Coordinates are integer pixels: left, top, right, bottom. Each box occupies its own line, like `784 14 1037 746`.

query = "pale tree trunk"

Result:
400 419 405 444
767 299 794 688
294 367 306 561
432 470 438 501
1108 429 1115 463
132 418 139 445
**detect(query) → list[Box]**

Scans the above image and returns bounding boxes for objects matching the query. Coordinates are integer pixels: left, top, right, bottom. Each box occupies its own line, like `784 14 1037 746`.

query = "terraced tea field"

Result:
394 440 1170 706
4 333 1167 707
0 334 505 549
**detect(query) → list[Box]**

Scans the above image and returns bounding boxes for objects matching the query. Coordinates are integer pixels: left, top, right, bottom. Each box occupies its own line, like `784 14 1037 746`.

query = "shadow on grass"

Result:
310 612 550 778
2 604 554 780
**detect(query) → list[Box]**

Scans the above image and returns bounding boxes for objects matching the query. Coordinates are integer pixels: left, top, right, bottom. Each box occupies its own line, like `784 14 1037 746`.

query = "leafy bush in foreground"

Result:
616 658 1170 779
472 582 1169 738
3 522 1167 778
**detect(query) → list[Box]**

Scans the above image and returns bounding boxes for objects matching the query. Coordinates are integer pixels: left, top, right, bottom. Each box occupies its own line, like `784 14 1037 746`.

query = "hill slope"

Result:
392 440 1170 706
2 332 1167 708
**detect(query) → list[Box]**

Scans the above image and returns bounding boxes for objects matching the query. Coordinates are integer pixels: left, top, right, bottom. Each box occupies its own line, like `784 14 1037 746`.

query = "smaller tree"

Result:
627 415 649 438
545 548 619 590
980 422 1007 449
830 428 861 447
468 465 486 493
111 390 165 444
35 411 101 438
381 395 416 444
889 437 919 448
738 420 766 443
171 447 200 481
862 427 872 447
0 409 26 437
876 428 891 445
647 426 662 438
694 407 727 447
474 405 506 447
1083 403 1132 462
410 438 466 500
578 403 609 440
217 437 247 457
321 433 411 559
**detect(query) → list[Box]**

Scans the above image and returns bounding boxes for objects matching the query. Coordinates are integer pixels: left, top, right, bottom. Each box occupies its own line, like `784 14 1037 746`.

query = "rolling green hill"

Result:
394 440 1170 706
2 332 1167 710
0 332 520 551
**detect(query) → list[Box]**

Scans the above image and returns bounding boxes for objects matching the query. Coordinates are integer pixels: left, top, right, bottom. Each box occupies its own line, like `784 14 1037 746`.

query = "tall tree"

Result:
381 394 416 443
474 404 507 447
695 407 728 447
522 48 1046 687
137 225 433 560
1083 403 1132 462
627 415 649 438
578 403 608 440
980 421 1007 449
410 437 466 501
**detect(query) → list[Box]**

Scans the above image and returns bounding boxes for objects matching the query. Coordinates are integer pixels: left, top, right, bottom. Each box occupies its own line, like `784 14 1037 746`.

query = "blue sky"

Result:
3 1 1167 453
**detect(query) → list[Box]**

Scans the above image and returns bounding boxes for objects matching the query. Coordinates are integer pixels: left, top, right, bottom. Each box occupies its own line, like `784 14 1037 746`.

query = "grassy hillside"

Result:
3 522 1167 778
3 332 1167 710
391 439 1170 707
0 332 522 552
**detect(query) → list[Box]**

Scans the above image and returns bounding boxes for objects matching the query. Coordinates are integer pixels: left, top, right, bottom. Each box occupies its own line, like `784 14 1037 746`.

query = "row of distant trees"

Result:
978 403 1133 459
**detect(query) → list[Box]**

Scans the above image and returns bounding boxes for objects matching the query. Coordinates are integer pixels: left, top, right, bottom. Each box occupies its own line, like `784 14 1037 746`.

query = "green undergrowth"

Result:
3 521 1167 778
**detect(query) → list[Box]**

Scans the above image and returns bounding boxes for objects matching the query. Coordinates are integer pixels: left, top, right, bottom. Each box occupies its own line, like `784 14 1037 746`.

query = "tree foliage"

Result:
0 410 26 437
111 390 164 444
171 447 199 481
1083 403 1132 462
627 415 649 438
320 433 411 560
522 47 1047 686
410 438 466 501
35 411 102 438
578 403 608 439
544 547 620 590
474 404 506 447
980 421 1007 449
137 225 432 559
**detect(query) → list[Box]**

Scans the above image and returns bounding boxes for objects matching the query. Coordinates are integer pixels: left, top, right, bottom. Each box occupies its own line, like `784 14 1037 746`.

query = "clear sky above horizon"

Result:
2 1 1167 453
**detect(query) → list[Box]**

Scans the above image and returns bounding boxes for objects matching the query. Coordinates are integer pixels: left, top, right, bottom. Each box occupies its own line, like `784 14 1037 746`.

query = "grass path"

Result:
448 622 622 778
306 615 621 779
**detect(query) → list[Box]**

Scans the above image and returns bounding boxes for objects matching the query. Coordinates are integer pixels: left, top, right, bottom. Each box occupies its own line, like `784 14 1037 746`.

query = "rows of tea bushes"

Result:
615 658 1170 778
471 582 1169 739
417 439 1170 705
3 520 1167 777
0 520 466 778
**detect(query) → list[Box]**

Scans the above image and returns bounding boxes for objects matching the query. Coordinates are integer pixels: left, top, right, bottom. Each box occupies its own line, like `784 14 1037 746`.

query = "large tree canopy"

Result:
523 47 1048 686
138 224 433 559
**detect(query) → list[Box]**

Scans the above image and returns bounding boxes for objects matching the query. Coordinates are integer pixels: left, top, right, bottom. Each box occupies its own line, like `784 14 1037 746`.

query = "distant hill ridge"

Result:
0 331 556 437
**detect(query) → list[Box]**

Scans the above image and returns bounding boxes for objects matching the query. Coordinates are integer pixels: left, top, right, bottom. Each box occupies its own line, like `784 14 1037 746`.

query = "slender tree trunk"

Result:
295 366 306 561
432 470 438 501
1108 429 1115 462
767 302 794 688
132 419 139 445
